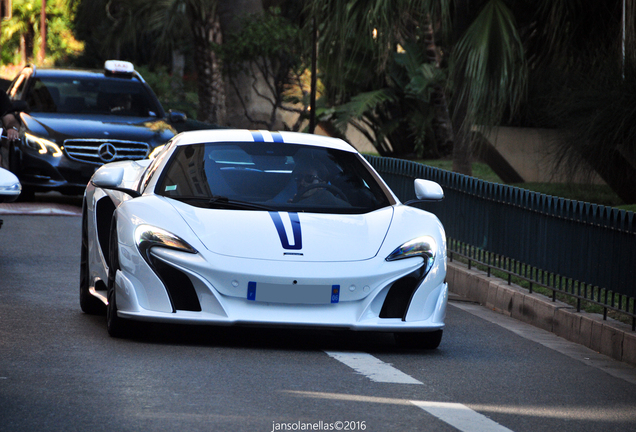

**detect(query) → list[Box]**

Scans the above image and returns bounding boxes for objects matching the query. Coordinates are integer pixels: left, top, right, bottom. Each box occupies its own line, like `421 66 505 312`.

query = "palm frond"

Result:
451 0 527 127
334 88 397 121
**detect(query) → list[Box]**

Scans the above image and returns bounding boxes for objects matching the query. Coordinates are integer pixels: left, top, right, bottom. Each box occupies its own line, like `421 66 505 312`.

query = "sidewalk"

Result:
0 202 82 216
447 261 636 367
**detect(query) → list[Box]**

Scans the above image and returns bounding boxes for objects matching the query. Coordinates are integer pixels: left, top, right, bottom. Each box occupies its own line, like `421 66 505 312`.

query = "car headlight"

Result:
134 224 197 262
386 236 436 266
0 182 21 194
24 133 63 157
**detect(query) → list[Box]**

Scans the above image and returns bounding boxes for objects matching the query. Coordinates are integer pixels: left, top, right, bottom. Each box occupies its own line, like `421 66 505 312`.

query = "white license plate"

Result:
247 282 340 304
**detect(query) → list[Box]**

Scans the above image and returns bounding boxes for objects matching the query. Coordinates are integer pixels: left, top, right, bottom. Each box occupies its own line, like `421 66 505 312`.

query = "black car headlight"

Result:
386 236 436 269
134 224 201 313
381 236 438 319
134 224 197 262
24 133 63 157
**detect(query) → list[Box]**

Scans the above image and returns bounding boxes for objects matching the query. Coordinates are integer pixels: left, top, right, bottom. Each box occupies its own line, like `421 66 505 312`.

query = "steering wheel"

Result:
291 183 347 203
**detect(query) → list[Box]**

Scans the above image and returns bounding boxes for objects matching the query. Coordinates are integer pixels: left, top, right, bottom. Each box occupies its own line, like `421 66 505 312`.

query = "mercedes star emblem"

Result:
98 143 117 162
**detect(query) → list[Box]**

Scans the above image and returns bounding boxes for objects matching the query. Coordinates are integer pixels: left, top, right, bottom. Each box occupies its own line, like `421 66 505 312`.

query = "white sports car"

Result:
80 129 448 348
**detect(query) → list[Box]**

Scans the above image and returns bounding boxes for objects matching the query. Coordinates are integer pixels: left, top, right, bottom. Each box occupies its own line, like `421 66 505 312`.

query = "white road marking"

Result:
289 390 515 432
412 401 514 432
324 302 636 432
324 351 423 384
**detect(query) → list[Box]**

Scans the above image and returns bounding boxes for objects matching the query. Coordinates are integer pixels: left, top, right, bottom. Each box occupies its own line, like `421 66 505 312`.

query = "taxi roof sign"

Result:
104 60 135 76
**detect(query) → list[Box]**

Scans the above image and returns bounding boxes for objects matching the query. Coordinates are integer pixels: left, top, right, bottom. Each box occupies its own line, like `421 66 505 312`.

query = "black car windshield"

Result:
155 142 394 214
25 77 162 117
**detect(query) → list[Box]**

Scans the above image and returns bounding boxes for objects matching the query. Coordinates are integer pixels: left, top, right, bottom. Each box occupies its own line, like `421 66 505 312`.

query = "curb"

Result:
447 261 636 367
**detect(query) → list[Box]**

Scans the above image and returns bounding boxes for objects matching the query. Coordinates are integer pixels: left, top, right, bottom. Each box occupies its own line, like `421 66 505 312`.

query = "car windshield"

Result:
155 142 394 214
25 76 162 117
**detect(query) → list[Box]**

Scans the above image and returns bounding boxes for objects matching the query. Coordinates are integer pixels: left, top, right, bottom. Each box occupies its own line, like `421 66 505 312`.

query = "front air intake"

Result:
379 276 419 320
149 254 201 312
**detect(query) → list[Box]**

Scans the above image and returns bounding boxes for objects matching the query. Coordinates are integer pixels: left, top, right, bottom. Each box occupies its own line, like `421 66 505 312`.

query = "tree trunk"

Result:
451 0 473 176
451 97 473 176
189 6 226 125
422 14 454 158
23 26 35 63
39 0 46 64
218 0 266 128
581 150 636 203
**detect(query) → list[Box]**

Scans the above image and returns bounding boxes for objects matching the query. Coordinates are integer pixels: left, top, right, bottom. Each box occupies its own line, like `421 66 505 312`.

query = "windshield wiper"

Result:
170 195 272 211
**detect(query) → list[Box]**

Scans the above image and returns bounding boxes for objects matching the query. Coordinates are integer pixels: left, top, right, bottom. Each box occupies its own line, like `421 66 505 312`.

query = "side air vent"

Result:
95 198 116 266
379 277 419 320
149 254 201 312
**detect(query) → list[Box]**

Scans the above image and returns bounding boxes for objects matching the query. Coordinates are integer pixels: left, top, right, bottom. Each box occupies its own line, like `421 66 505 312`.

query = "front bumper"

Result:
15 145 100 192
112 246 448 332
14 138 156 193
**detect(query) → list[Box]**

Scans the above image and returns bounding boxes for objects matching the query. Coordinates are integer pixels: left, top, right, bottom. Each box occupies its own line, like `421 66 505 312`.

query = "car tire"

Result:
106 218 128 338
16 187 34 202
79 205 105 315
394 330 443 350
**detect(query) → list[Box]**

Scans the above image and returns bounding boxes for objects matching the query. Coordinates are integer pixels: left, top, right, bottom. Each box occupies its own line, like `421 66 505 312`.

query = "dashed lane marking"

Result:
324 351 423 384
325 352 515 431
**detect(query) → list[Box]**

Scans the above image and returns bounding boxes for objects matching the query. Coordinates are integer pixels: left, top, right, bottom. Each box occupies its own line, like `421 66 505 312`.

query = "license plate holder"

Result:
247 282 339 304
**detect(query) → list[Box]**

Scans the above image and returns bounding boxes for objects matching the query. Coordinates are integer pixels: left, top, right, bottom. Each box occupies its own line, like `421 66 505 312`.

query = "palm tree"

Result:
145 0 226 125
2 0 42 63
2 0 78 66
449 0 526 174
306 0 527 175
88 0 226 125
523 0 636 203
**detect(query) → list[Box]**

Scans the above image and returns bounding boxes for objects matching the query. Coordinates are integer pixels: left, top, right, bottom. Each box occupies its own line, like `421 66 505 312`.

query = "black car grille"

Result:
63 139 150 165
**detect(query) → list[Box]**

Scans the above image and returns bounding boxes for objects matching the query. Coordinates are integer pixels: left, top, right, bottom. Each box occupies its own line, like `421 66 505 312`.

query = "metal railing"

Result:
366 155 636 330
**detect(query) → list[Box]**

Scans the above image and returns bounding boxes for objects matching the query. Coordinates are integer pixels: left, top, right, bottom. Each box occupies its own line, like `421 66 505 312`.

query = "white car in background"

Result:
0 167 21 202
80 129 448 348
0 167 21 230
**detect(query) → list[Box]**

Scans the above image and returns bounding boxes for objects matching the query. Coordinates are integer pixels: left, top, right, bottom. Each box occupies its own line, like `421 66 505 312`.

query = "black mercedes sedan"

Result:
1 60 186 197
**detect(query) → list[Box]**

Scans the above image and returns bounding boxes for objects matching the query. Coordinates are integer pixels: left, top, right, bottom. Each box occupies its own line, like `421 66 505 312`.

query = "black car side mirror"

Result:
168 110 187 123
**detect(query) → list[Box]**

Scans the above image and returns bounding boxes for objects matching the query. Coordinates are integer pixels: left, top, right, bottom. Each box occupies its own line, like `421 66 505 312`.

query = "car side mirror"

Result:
404 179 444 206
0 168 21 203
91 165 140 198
168 110 187 123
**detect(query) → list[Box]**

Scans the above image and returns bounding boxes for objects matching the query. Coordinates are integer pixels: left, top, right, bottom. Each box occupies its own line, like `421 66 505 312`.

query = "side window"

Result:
25 80 59 113
157 145 211 198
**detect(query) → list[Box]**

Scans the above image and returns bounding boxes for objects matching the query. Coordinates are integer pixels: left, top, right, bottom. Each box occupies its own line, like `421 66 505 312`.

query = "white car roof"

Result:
171 129 357 153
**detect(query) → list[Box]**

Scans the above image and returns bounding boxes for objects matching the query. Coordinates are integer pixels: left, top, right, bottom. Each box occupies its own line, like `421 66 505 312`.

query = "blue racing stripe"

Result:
269 212 302 250
271 132 284 143
250 131 264 142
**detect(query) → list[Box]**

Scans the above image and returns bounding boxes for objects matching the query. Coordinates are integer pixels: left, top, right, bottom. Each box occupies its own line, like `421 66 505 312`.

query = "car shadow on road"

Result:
106 319 444 355
31 191 83 207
